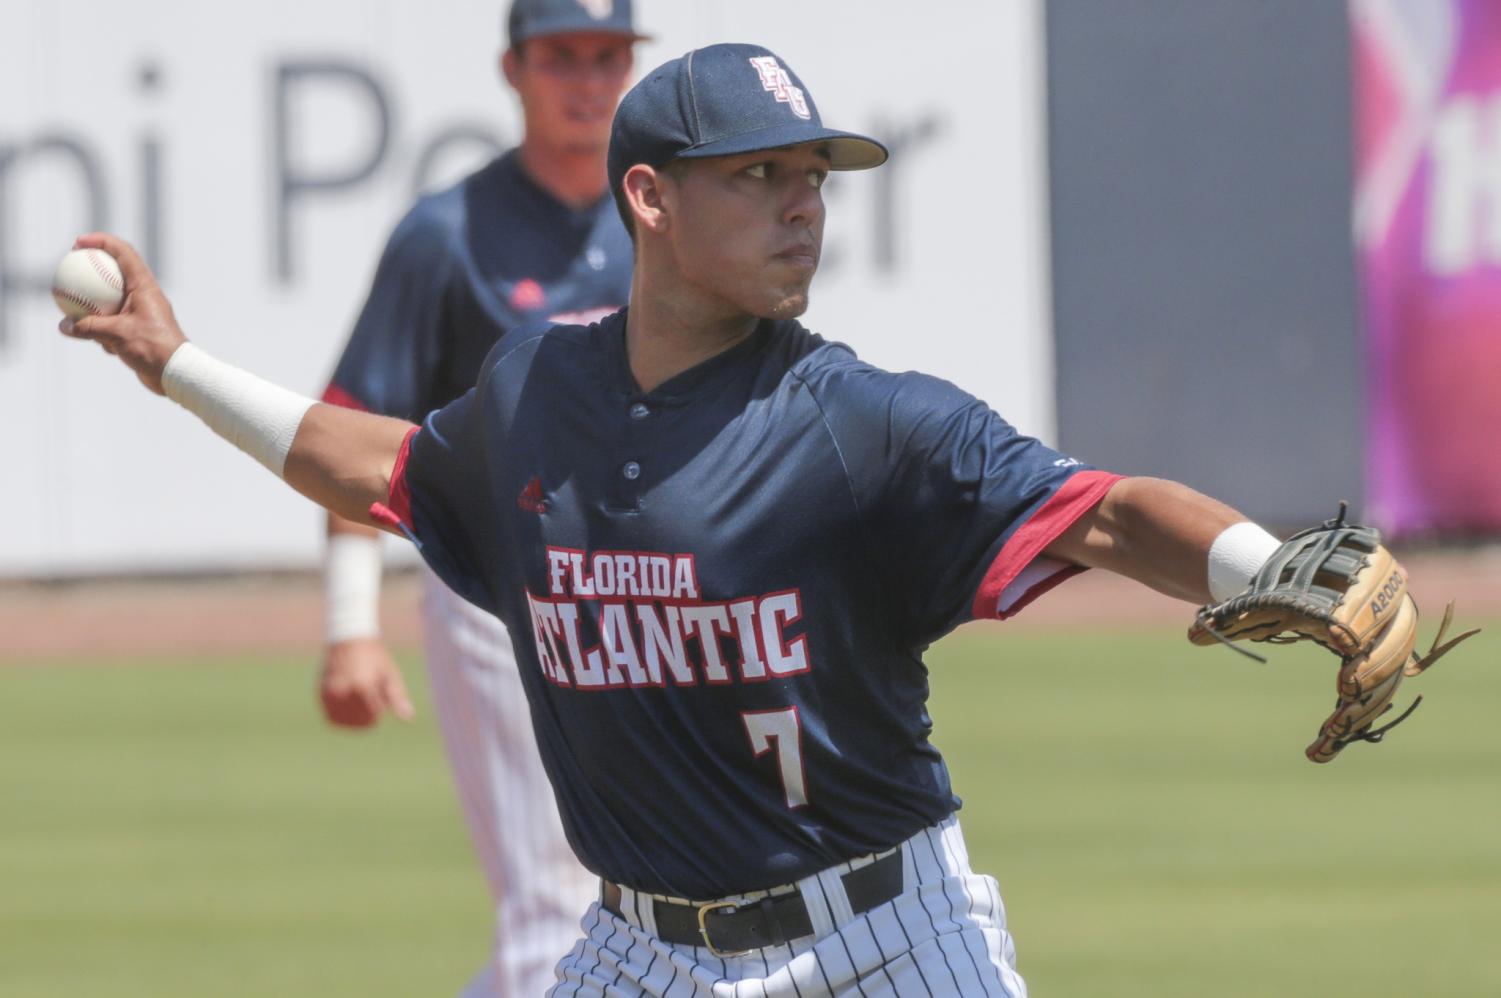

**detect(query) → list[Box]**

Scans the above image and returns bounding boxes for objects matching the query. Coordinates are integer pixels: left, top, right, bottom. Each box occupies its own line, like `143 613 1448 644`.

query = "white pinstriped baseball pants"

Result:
420 567 599 998
549 815 1026 997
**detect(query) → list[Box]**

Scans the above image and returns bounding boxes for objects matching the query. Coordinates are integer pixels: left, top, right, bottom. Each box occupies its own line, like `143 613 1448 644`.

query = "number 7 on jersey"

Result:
742 707 809 808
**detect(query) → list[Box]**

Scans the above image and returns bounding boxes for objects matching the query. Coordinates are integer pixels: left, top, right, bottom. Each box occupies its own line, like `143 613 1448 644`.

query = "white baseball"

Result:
52 248 125 319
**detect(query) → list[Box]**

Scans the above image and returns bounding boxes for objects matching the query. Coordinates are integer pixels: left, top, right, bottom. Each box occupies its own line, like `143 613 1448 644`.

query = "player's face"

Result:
505 34 634 155
663 145 830 321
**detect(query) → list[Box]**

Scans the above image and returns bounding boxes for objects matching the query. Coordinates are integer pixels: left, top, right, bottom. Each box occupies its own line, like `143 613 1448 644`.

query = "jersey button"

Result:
629 402 650 420
622 461 642 480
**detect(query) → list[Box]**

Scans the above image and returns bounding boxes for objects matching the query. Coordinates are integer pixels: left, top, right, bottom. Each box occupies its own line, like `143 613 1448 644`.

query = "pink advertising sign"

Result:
1354 0 1501 534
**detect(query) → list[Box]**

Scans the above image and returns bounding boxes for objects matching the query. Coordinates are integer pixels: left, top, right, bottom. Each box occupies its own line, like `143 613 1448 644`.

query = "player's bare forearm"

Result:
285 405 415 531
1042 476 1244 604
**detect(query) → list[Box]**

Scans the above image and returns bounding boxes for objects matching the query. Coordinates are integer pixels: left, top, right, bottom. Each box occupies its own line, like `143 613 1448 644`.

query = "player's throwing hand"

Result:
57 233 185 396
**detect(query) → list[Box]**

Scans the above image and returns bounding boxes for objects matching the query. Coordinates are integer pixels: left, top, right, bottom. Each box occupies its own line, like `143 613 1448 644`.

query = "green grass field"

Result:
3 624 1499 996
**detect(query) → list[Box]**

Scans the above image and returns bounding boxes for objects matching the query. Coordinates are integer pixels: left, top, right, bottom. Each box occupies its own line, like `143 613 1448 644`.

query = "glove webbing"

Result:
1250 524 1374 600
1239 525 1380 651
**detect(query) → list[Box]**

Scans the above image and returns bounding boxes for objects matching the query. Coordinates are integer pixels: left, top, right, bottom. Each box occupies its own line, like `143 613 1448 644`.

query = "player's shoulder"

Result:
382 154 512 255
474 308 625 383
782 323 979 419
382 188 464 264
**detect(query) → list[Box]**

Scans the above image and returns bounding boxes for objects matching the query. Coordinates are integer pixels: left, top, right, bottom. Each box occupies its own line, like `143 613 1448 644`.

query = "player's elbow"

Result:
285 406 416 528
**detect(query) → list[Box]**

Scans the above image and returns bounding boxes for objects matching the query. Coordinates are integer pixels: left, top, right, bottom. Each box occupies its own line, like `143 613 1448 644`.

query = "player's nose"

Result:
782 180 824 229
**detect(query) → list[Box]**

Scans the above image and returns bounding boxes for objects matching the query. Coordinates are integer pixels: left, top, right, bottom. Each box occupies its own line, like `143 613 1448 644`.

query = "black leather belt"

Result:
601 849 903 957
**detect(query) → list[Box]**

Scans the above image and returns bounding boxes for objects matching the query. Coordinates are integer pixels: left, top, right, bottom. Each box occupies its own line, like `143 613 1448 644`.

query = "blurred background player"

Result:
315 1 643 994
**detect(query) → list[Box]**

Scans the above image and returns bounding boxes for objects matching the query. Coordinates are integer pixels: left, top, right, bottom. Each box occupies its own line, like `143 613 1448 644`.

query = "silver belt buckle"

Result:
696 899 753 958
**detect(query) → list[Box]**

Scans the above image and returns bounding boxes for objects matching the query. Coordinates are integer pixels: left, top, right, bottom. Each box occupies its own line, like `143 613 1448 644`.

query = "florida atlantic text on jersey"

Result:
382 313 1120 899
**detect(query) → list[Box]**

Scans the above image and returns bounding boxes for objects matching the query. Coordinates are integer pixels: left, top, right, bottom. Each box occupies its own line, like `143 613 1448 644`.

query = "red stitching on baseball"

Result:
52 286 103 315
85 250 124 292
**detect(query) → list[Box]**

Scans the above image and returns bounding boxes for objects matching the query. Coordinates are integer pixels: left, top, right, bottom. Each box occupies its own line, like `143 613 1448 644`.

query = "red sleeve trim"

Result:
970 470 1125 620
370 426 420 532
321 383 370 412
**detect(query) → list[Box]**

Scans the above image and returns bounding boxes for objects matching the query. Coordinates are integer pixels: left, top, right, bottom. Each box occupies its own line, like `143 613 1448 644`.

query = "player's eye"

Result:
597 48 630 71
745 163 769 179
807 170 827 189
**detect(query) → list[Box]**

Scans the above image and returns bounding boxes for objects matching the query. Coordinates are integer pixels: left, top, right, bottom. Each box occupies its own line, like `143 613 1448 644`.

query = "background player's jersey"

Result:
323 150 634 420
386 313 1120 900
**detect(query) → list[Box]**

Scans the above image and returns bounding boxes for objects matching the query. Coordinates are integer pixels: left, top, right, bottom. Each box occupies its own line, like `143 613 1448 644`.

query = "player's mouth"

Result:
565 105 613 124
774 244 819 270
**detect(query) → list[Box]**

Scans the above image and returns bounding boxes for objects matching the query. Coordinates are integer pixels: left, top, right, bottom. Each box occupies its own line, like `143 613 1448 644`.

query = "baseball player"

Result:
63 43 1292 997
316 2 642 994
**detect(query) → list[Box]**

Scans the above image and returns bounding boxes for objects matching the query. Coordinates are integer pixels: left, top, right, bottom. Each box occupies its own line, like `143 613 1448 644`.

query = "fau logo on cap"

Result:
748 56 810 120
576 0 613 18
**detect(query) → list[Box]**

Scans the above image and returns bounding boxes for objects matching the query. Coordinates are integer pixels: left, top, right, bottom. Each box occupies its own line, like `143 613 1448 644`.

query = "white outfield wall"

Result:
0 0 1054 576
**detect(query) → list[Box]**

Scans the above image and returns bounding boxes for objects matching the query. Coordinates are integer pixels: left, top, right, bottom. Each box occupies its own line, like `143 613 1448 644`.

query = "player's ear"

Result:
501 47 521 88
622 164 670 236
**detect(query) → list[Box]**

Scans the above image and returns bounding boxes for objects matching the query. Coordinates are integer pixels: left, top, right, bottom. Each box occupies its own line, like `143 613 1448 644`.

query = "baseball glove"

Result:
1188 505 1479 763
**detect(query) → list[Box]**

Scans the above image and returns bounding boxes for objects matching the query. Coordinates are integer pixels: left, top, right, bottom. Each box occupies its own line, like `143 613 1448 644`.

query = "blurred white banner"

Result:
0 0 1051 575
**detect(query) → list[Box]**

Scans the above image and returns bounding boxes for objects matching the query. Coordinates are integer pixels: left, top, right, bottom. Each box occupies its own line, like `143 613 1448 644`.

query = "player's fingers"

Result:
73 232 157 292
60 316 104 340
383 669 416 722
319 681 377 728
60 316 125 356
62 313 125 343
66 321 131 364
355 682 391 725
332 696 378 728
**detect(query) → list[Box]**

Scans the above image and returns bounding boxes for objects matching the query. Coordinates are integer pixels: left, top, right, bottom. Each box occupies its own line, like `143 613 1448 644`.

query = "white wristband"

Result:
325 534 383 643
1207 521 1283 602
161 342 315 478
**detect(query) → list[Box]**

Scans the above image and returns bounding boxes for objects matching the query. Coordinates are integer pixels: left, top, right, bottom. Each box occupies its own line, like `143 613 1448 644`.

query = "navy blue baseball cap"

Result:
507 0 647 47
608 43 888 195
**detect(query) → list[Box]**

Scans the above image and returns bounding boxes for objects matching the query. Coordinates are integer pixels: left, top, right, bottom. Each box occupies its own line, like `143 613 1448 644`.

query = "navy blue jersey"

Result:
382 312 1120 899
323 150 634 419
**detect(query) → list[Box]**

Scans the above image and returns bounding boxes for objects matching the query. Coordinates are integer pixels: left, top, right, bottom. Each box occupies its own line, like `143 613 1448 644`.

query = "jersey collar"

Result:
606 310 777 404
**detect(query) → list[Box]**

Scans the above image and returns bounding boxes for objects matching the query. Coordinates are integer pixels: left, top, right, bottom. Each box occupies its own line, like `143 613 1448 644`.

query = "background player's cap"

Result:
506 0 648 47
608 43 888 194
